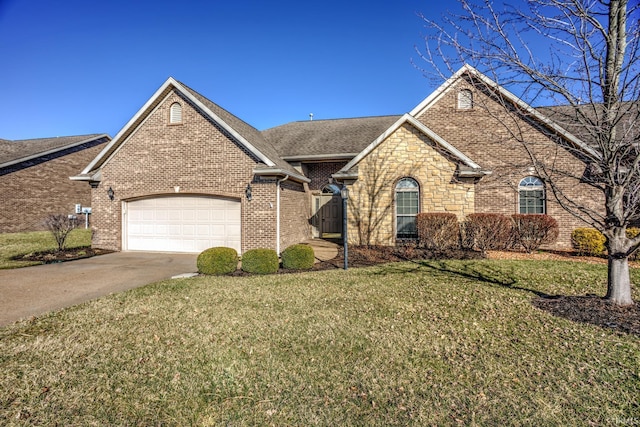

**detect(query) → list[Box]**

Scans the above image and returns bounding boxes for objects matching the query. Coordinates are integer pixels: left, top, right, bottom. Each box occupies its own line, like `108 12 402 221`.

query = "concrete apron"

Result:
0 251 197 327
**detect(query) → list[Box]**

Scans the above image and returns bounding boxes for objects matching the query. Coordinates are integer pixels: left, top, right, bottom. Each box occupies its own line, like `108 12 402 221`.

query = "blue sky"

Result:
0 0 462 140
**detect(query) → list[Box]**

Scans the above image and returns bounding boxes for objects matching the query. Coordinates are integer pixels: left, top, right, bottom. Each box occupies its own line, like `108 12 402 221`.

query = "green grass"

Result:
0 229 92 269
1 259 639 425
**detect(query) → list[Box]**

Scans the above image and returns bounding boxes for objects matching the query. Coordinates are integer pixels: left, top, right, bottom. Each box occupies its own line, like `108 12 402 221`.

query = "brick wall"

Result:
91 90 279 253
279 179 310 251
305 161 348 191
347 123 475 246
0 140 107 233
415 77 603 248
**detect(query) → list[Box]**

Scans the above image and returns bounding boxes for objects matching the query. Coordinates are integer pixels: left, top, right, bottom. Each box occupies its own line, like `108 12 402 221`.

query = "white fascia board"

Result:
467 69 601 160
409 65 473 117
406 115 481 169
281 153 359 162
81 77 277 175
1 134 110 170
70 170 101 182
80 79 178 175
172 81 276 167
252 167 311 183
411 64 600 160
338 114 481 173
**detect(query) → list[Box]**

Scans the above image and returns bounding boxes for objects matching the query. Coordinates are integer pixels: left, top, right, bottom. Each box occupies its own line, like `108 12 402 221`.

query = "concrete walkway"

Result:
303 239 339 262
0 252 197 327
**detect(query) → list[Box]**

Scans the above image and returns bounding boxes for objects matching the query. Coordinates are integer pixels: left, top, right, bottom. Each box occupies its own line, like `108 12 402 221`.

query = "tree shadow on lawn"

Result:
373 259 640 337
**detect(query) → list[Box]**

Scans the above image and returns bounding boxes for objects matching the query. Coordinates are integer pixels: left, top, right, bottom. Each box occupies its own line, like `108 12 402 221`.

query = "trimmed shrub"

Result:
462 213 512 253
281 244 315 270
197 247 238 275
571 228 606 256
416 212 460 250
512 214 559 253
241 248 279 274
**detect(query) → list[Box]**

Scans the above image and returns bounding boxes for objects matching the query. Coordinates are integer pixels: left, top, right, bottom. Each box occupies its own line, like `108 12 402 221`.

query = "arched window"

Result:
457 89 473 109
519 176 545 214
169 102 183 124
396 177 419 239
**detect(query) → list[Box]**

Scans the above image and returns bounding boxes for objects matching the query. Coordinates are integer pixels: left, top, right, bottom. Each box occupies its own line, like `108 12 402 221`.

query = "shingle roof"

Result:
0 134 108 166
262 115 402 159
536 103 639 146
177 82 302 176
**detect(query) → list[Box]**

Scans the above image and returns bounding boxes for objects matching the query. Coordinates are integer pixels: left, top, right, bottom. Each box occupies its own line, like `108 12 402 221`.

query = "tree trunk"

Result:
606 255 634 306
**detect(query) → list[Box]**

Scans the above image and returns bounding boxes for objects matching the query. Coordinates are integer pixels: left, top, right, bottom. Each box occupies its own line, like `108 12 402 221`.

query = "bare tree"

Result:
44 214 78 252
417 0 640 305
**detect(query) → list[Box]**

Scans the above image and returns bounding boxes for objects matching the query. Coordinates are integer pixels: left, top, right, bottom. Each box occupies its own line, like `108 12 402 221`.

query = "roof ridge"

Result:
10 133 105 143
175 81 263 135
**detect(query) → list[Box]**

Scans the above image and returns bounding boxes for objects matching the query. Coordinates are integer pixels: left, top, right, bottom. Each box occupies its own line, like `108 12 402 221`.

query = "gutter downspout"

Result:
276 175 289 254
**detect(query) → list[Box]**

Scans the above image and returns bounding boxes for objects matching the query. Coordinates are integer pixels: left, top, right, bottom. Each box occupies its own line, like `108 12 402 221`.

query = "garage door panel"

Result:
126 196 241 253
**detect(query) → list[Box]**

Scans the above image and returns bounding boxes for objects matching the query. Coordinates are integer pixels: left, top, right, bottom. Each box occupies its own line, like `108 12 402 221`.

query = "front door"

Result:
313 185 343 238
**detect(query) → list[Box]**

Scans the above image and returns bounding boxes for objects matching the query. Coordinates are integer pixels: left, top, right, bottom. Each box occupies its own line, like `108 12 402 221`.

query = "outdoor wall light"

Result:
245 183 252 201
107 186 115 201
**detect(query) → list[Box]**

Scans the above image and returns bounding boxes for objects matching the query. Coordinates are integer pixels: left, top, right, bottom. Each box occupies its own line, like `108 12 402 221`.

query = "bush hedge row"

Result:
198 244 316 275
416 213 560 253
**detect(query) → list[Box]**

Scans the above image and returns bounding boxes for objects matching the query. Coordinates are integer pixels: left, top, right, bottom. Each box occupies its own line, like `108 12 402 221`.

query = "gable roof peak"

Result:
79 78 306 182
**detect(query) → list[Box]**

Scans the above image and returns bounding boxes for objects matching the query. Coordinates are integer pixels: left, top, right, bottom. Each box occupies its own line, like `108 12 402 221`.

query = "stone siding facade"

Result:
347 123 475 246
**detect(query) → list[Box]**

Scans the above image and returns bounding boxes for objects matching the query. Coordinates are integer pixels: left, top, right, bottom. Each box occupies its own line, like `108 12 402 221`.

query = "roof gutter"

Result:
252 166 310 183
281 153 359 162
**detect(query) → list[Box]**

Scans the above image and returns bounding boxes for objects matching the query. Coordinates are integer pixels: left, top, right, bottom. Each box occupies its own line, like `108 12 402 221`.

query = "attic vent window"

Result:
457 89 473 110
169 102 183 124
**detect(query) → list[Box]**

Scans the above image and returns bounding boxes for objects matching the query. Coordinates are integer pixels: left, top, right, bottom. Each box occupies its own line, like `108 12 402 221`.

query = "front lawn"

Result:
0 229 92 269
1 259 638 425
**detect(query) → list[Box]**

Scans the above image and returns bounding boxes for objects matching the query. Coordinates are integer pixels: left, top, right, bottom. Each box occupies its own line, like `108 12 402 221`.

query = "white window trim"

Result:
518 176 546 214
395 177 420 239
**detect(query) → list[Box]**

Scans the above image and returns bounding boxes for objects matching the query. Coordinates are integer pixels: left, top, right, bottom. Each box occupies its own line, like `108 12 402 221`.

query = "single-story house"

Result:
73 65 601 254
0 134 110 233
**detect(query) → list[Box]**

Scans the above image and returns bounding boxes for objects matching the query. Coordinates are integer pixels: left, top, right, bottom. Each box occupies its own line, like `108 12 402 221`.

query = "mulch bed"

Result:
533 295 640 337
13 247 114 264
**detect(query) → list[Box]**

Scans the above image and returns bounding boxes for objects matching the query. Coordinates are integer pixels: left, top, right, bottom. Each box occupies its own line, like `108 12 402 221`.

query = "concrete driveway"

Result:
0 251 198 327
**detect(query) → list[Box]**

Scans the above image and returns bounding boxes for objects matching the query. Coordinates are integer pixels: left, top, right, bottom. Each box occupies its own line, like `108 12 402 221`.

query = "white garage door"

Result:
125 196 241 253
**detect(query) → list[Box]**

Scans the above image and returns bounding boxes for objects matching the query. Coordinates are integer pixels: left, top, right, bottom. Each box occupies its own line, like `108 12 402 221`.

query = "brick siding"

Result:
414 78 603 248
279 179 310 251
305 161 348 191
0 140 107 233
91 91 279 253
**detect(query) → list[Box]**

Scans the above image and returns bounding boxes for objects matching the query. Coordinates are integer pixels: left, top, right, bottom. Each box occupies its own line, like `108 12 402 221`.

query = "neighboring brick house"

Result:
0 134 110 233
75 66 603 253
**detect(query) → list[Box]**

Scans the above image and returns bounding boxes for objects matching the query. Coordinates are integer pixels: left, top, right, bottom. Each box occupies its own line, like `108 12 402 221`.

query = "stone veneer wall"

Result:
348 123 474 246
